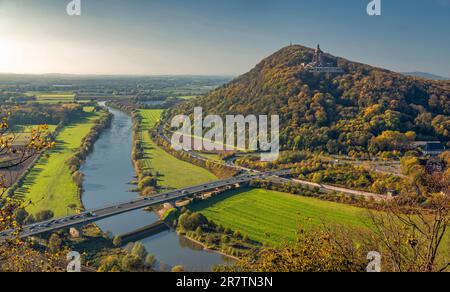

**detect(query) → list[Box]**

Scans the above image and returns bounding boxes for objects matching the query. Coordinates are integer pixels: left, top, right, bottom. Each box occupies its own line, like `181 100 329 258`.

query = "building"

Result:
303 44 344 73
69 227 83 239
411 141 446 156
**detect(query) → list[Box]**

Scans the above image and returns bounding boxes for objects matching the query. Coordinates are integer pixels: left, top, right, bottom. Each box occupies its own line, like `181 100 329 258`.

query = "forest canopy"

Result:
169 45 450 155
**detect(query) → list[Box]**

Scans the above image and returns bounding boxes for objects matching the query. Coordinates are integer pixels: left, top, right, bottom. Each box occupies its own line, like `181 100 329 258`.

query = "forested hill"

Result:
169 45 450 155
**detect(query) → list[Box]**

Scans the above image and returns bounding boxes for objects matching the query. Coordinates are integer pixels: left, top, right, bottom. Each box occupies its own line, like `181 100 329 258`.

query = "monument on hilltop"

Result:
303 44 344 73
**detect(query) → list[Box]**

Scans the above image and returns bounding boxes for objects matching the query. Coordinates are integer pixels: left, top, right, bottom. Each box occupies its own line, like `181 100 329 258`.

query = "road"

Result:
157 124 389 200
1 122 391 243
0 169 292 242
321 155 404 177
268 176 388 201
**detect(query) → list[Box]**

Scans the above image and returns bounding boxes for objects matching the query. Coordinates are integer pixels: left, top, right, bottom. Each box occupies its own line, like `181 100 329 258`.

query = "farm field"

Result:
12 108 102 217
25 91 76 103
194 152 223 162
9 125 58 146
138 109 217 189
191 188 369 246
177 95 198 100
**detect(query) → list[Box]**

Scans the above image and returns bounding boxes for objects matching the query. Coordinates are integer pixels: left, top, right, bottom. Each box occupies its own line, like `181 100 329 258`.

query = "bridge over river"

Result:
0 169 292 242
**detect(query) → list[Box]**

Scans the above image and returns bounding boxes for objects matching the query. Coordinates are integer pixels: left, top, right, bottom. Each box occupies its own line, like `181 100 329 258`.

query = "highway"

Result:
0 169 292 242
157 124 389 201
1 122 390 243
268 176 389 201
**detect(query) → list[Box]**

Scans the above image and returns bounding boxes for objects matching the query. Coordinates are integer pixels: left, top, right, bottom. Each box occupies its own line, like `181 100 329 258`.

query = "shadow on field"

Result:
141 140 172 189
190 187 254 211
10 111 97 202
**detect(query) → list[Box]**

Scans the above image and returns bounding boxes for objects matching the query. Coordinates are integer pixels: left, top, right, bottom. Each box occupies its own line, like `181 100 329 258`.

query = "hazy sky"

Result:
0 0 449 76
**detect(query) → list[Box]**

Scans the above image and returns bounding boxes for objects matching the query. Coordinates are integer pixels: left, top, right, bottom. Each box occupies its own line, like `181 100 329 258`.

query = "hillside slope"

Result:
169 45 450 154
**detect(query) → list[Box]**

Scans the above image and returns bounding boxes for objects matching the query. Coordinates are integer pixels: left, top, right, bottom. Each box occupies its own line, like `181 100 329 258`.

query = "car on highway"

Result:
86 212 97 218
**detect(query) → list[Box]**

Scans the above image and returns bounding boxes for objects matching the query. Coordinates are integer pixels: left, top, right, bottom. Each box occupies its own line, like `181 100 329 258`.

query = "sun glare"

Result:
0 38 15 72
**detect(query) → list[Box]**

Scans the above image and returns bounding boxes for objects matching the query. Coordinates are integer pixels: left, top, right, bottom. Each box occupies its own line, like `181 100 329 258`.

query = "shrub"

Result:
145 254 156 268
121 254 144 272
195 227 203 237
48 233 62 253
35 210 54 222
178 212 208 231
172 265 185 272
14 209 29 225
138 176 157 190
113 236 122 247
131 242 148 260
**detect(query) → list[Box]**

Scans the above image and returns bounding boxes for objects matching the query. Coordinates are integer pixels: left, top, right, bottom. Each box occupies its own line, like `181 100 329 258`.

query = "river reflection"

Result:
81 105 231 271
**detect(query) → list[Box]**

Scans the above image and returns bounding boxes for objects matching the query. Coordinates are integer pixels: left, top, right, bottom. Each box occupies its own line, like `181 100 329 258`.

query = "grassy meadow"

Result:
9 125 58 146
194 152 223 163
25 91 76 103
138 109 217 189
191 188 370 246
177 95 198 100
12 108 101 217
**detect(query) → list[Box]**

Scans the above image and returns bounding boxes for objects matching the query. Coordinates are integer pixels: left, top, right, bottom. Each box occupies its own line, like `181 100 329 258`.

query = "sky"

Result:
0 0 449 77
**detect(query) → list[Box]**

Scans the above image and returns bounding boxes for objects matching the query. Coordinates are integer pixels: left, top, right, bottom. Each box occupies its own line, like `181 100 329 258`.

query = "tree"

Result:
171 265 185 272
24 214 36 225
48 233 62 253
369 131 415 153
195 226 203 237
178 212 208 231
35 210 54 222
131 242 148 260
138 176 157 190
14 208 29 225
0 115 60 272
221 235 230 244
145 254 156 268
98 255 122 272
367 189 449 272
121 254 144 272
312 172 323 184
113 236 122 248
217 227 368 272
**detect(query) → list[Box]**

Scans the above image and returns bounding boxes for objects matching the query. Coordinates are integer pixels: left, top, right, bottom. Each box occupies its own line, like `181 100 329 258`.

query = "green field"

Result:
177 95 198 100
12 109 101 217
191 188 370 246
138 109 217 189
194 152 223 163
25 91 76 103
9 125 58 146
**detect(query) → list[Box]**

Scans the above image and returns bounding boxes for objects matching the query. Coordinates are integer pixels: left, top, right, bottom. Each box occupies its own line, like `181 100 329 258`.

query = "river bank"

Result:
80 104 233 271
181 234 240 262
12 108 109 217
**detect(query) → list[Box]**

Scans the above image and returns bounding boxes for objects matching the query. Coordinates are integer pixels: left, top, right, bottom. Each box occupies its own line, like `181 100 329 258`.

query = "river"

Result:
80 105 232 271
